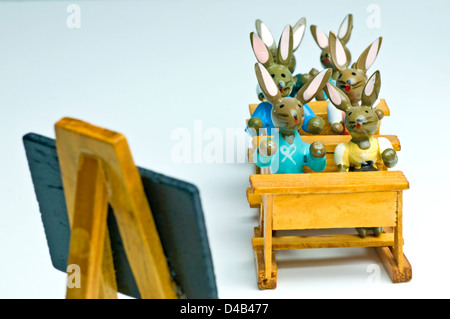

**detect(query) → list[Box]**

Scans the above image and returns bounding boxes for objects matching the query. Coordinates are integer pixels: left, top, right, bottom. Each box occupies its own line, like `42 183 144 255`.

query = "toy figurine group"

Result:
246 14 399 238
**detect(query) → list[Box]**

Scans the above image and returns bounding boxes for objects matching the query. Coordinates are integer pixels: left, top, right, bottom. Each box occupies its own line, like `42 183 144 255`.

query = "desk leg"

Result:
375 191 412 283
394 191 404 271
263 195 273 280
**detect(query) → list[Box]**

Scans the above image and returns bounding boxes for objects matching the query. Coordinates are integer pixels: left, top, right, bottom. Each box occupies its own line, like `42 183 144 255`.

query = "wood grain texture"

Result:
65 155 112 299
249 171 409 195
272 191 398 230
252 233 395 250
55 117 177 299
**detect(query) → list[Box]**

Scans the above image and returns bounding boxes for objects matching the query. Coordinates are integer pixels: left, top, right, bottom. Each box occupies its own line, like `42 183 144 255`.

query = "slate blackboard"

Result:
23 133 217 299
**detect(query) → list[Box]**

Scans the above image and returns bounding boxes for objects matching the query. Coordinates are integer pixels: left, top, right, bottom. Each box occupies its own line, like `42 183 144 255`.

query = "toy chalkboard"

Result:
23 133 217 299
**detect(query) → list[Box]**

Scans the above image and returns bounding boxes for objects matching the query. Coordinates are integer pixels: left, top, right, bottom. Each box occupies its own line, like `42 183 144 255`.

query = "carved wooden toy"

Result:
327 31 382 134
310 14 353 81
324 71 398 238
244 18 411 290
248 26 324 136
255 17 306 74
252 63 332 174
23 118 217 299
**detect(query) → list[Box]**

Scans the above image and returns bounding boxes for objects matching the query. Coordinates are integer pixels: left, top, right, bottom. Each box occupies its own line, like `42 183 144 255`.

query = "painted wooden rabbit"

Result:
255 17 306 74
255 17 309 98
324 70 397 237
310 14 353 81
248 25 324 136
327 31 383 134
253 63 332 174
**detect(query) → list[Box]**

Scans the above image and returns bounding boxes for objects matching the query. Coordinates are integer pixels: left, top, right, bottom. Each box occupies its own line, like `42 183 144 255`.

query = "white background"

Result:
0 0 449 299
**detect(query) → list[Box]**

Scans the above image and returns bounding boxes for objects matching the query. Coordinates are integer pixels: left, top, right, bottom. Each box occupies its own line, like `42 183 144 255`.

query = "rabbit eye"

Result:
298 104 302 108
281 73 286 78
271 74 275 78
352 72 356 76
348 112 352 116
365 110 369 113
279 104 285 108
338 74 342 79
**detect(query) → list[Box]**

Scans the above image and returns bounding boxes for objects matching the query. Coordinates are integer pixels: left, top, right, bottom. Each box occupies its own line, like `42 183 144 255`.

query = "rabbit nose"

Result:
356 116 366 124
291 110 298 123
346 80 352 84
278 81 286 88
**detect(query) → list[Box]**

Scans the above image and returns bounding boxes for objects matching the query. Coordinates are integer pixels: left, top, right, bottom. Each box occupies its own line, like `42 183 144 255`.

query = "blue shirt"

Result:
253 131 327 174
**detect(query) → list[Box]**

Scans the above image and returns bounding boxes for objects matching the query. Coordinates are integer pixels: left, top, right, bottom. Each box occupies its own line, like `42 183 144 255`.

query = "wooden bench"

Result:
247 134 401 173
247 171 412 289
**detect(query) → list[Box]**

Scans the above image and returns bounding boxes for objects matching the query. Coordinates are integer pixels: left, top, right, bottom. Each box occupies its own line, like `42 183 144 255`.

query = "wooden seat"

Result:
247 134 401 173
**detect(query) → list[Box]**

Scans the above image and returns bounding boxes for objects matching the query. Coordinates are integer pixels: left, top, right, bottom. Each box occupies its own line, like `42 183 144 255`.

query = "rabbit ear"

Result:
254 63 281 105
323 81 352 112
277 25 293 67
255 19 277 52
297 68 332 105
250 32 274 67
292 17 306 52
310 25 328 50
329 31 347 72
337 14 353 44
361 70 381 107
356 37 382 72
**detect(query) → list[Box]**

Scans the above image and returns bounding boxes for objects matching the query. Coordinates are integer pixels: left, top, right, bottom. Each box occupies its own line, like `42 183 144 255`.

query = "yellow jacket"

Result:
334 136 393 170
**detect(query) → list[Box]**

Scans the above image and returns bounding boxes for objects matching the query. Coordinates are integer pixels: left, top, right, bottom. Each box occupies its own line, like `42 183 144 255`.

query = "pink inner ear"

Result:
327 82 342 105
315 27 328 49
258 63 278 97
335 37 347 67
252 34 269 64
280 26 290 61
338 15 349 38
293 24 305 49
365 38 380 70
364 76 376 96
260 23 275 47
303 69 327 101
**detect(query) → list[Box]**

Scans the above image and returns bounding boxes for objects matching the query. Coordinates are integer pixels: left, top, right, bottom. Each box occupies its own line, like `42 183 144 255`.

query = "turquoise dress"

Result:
254 131 327 174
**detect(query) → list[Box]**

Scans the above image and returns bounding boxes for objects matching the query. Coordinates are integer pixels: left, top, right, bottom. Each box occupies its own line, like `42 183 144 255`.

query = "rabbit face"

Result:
271 97 305 134
344 105 379 139
266 64 294 97
254 63 332 135
336 68 367 104
311 15 353 72
320 47 334 69
329 32 382 105
324 70 382 142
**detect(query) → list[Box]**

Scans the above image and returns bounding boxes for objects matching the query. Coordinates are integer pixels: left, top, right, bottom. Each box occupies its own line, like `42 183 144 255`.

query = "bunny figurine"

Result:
255 17 306 74
327 31 383 134
324 70 398 238
247 26 324 136
252 63 332 174
310 14 353 81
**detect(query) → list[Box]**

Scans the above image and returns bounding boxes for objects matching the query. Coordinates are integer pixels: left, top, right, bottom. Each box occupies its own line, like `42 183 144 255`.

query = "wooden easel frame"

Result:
55 117 177 299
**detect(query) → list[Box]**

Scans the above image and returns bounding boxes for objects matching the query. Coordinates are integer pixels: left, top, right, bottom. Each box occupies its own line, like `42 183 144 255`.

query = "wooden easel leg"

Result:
98 229 118 299
66 154 111 299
